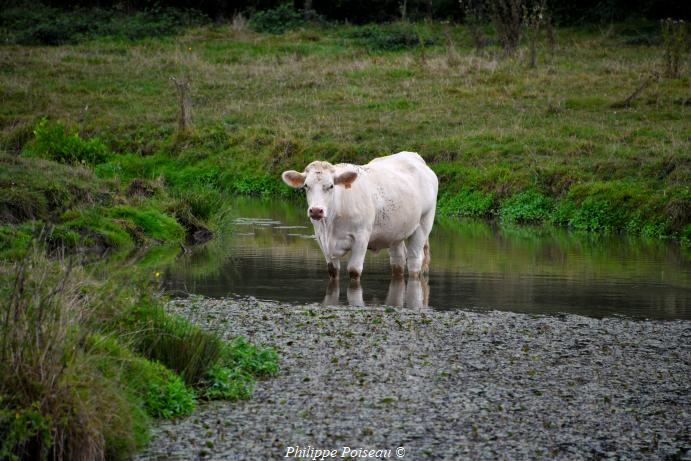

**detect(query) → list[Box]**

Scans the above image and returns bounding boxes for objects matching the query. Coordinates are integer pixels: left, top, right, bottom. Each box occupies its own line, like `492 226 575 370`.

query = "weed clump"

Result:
0 6 208 45
249 5 305 34
23 118 109 165
348 24 436 51
438 188 495 218
500 189 554 223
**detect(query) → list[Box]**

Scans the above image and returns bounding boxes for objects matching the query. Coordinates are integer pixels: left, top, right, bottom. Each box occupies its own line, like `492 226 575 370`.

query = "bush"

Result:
249 5 305 34
1 6 208 45
348 23 437 51
23 118 109 165
438 188 495 217
499 189 555 223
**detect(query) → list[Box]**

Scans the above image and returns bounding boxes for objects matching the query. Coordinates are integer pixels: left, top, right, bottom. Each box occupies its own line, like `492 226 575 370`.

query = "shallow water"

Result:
162 198 691 319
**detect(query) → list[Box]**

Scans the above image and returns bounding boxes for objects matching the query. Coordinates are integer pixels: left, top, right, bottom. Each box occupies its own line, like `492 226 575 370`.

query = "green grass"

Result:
2 20 686 242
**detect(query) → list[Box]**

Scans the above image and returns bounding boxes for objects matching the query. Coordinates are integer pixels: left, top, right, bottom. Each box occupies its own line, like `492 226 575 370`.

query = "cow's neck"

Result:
314 215 334 257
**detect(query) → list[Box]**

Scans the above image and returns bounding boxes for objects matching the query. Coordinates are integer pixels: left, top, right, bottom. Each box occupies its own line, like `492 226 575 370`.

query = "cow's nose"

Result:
309 207 324 220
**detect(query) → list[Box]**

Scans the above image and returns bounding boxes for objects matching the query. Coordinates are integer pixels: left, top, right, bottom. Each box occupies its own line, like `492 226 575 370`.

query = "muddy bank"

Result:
137 297 690 460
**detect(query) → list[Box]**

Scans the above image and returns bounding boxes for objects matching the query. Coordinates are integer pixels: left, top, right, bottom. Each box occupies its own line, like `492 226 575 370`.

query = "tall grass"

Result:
0 244 279 460
0 249 146 460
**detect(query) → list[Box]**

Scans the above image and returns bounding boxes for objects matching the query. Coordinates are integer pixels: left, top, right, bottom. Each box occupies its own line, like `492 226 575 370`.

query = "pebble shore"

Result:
137 296 690 460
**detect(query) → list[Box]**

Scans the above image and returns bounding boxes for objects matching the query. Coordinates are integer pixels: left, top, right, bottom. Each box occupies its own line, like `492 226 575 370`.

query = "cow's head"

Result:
281 161 358 221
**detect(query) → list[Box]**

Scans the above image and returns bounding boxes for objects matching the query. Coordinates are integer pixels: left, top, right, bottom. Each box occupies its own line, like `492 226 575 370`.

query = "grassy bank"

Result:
1 17 689 245
0 246 278 460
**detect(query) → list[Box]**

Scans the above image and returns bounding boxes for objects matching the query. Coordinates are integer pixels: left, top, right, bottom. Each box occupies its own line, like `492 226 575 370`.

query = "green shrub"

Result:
1 6 208 45
249 5 305 34
499 190 555 223
438 188 495 217
170 187 222 222
23 118 109 165
229 173 284 197
569 198 626 233
347 24 437 51
681 224 691 248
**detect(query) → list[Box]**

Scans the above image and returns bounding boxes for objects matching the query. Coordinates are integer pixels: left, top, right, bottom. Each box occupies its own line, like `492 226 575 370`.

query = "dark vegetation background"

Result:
4 0 690 23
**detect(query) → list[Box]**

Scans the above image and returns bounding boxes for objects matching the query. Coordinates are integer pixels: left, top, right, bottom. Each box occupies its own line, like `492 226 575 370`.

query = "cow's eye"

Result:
327 184 334 190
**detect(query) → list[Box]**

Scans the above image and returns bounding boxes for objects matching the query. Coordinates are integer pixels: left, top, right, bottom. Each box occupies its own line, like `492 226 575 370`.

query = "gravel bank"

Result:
137 297 690 460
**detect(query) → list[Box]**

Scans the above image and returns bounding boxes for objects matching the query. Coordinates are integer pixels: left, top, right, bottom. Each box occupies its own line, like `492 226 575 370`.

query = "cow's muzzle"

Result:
308 207 325 220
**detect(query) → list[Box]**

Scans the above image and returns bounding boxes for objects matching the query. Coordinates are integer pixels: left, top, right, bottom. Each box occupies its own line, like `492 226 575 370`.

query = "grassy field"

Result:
1 20 689 247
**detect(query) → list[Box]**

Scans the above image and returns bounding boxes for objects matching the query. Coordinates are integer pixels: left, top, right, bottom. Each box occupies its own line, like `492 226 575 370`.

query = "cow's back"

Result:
362 152 438 246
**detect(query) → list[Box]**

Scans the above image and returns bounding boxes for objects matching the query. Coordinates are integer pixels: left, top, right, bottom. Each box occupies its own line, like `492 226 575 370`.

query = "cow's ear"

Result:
334 171 357 189
282 170 306 188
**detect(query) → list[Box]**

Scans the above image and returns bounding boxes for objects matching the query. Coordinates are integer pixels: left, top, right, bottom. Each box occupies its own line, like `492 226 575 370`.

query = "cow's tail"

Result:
421 239 430 274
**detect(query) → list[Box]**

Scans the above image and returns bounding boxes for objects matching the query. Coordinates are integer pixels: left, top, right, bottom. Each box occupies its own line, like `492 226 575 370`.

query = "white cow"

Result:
281 151 438 281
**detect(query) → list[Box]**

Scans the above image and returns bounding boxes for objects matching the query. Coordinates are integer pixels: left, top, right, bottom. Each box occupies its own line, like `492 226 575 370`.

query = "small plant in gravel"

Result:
200 337 278 400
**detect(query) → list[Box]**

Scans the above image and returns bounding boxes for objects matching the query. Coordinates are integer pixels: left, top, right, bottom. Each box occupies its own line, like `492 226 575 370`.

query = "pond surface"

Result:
162 198 691 320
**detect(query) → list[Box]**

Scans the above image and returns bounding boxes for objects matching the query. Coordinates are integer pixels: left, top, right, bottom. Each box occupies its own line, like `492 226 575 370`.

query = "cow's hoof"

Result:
391 264 405 277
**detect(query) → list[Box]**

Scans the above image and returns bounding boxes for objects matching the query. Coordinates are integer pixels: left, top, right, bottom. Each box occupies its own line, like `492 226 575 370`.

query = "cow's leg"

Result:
346 235 368 281
327 259 340 279
389 240 407 277
407 211 435 278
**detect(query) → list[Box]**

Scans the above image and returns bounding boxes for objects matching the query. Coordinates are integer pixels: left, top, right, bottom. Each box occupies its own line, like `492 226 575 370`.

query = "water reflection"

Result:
324 276 430 308
161 198 691 320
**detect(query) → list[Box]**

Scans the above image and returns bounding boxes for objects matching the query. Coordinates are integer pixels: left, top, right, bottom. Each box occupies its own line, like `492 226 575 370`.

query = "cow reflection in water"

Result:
323 276 429 308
